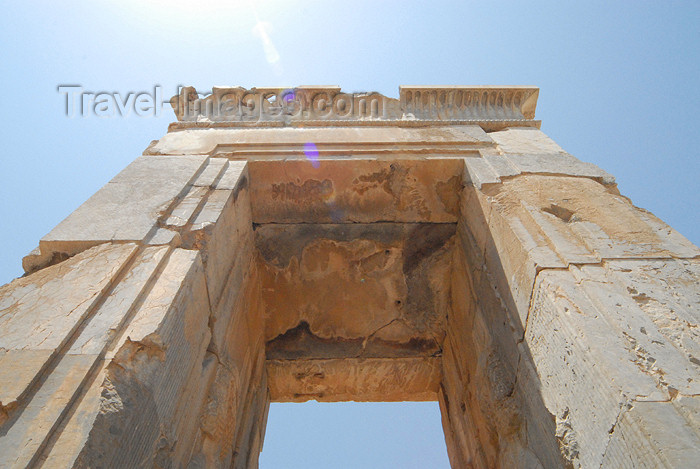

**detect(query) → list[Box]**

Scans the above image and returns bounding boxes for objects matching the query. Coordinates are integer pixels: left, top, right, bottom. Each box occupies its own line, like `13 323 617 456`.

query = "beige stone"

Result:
0 243 137 427
1 85 698 468
146 125 492 157
267 357 441 402
22 155 207 273
249 157 463 223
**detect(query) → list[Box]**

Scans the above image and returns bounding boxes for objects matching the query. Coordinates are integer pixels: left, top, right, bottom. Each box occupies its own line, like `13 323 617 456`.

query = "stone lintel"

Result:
266 357 441 402
146 125 493 157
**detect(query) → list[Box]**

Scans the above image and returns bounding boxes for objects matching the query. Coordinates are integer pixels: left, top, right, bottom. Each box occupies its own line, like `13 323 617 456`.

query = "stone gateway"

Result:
1 86 698 468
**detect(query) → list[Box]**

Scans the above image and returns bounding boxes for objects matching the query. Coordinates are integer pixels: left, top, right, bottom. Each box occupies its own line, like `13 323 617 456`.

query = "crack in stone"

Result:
599 400 631 468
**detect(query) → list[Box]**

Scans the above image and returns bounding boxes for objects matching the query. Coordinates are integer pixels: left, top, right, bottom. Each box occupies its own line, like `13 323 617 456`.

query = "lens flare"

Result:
282 90 295 103
304 142 320 168
252 20 280 64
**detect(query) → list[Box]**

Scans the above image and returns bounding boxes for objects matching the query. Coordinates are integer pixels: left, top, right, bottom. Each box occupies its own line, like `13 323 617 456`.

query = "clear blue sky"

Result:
1 1 698 467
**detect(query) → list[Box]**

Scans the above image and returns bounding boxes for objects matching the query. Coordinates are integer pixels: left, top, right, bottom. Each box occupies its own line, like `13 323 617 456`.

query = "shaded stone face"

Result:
251 158 460 402
2 86 699 469
257 223 455 346
249 158 464 223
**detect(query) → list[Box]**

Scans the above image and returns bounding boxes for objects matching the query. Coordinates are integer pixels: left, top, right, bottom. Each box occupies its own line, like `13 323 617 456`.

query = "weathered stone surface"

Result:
3 85 699 468
192 156 228 187
34 246 171 467
146 125 492 156
187 215 266 469
250 158 464 223
257 223 454 348
601 398 700 468
441 221 560 468
267 357 440 402
524 260 700 467
461 175 699 330
0 243 137 423
68 246 171 356
23 155 207 272
0 354 99 467
165 185 209 227
489 127 565 154
184 161 251 307
1 243 136 352
444 173 699 467
0 244 186 468
73 248 213 468
474 127 616 184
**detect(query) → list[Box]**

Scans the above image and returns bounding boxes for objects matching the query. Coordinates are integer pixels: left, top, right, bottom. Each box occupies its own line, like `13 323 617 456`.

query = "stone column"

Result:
441 127 700 467
0 156 268 468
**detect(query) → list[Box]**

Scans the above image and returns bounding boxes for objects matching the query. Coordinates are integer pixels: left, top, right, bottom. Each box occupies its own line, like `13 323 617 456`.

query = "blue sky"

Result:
1 1 698 467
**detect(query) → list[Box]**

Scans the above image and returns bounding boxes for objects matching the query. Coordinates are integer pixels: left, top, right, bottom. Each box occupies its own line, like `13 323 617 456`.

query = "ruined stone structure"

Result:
1 86 698 468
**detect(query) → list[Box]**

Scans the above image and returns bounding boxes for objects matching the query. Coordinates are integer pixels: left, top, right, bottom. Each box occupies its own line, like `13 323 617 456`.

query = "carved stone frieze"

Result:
170 85 539 127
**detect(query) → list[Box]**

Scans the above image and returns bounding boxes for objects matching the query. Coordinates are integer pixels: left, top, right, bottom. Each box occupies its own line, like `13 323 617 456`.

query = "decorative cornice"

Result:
399 86 538 120
169 86 539 128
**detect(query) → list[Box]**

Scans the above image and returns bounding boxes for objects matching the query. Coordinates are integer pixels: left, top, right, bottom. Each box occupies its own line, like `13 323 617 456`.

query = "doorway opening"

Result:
259 401 450 468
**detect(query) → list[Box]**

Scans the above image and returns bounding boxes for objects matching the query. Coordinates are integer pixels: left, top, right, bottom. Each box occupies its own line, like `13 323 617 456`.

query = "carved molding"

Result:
399 86 538 120
169 86 539 126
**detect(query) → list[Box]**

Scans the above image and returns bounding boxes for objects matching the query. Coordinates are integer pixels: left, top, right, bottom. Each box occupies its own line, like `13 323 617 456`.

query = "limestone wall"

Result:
440 127 700 467
1 156 267 468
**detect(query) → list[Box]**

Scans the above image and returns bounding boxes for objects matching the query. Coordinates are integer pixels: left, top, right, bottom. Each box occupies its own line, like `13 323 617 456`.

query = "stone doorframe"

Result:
1 86 698 468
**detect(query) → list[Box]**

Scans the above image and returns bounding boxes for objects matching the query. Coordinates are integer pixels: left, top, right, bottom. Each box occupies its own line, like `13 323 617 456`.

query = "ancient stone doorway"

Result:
252 157 459 404
2 86 698 468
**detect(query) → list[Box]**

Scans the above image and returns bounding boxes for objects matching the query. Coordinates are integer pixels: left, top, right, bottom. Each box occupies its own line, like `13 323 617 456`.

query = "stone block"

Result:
463 156 500 187
600 399 700 467
523 260 700 467
192 157 228 188
460 175 700 336
489 127 566 155
0 243 137 417
486 127 614 183
68 246 170 356
33 155 207 263
185 162 252 307
165 185 209 227
266 357 440 402
0 354 99 468
146 125 492 156
256 223 454 347
250 157 464 223
73 248 213 468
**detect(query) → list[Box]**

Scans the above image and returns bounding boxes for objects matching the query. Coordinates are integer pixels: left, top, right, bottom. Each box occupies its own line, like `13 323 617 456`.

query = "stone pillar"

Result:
440 127 700 467
0 156 268 468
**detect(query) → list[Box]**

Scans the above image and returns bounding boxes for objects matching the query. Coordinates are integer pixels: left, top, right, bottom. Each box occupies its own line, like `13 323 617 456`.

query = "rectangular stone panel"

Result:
250 158 464 223
256 223 454 350
266 357 440 402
